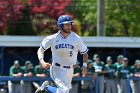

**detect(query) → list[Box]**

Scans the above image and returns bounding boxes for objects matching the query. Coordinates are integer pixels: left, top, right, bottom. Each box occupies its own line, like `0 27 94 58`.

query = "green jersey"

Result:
113 62 122 69
117 65 131 79
131 66 140 74
9 66 23 76
22 66 35 75
86 67 95 76
92 61 105 75
104 64 117 79
34 65 49 76
74 66 81 74
72 66 81 83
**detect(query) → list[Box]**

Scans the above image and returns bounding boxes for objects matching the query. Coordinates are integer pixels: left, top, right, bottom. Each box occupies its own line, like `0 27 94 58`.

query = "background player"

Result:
92 54 105 93
117 57 131 93
35 15 88 93
104 56 117 93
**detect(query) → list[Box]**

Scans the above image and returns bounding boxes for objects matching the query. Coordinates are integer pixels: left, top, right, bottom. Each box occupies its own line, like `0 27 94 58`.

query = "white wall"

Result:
0 36 140 48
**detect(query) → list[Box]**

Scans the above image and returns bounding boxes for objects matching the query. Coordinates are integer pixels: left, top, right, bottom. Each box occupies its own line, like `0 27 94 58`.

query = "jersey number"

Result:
70 51 73 57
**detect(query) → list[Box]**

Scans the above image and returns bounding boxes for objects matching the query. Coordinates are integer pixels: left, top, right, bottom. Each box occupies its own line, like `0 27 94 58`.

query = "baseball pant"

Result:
8 81 21 93
97 75 104 93
21 80 32 93
81 80 94 93
50 64 73 93
130 80 140 93
118 79 128 93
70 83 79 93
105 79 117 93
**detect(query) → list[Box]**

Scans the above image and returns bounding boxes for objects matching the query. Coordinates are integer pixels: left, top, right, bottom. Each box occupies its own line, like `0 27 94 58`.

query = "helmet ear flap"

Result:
59 24 63 30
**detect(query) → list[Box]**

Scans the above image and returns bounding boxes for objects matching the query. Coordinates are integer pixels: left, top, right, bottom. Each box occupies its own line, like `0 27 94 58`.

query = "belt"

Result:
55 63 71 69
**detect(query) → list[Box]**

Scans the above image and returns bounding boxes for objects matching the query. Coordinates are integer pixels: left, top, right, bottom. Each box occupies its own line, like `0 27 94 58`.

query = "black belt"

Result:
55 63 71 69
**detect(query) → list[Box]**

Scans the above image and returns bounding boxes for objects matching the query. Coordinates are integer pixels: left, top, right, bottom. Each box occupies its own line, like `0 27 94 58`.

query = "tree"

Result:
106 0 140 36
67 0 97 36
0 0 72 35
0 0 21 34
68 0 140 36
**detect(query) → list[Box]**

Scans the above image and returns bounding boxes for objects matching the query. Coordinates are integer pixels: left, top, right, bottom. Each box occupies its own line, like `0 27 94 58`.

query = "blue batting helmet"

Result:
57 15 73 30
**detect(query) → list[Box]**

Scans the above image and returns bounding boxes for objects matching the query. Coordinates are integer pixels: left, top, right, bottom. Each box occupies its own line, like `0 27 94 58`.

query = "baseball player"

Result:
81 60 95 93
117 57 131 93
130 59 140 93
114 55 124 68
35 15 89 93
104 56 117 93
92 54 105 93
21 61 34 93
8 60 23 93
113 54 124 93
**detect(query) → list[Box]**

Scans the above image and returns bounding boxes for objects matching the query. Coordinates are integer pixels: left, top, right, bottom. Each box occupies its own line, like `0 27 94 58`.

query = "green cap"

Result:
93 54 100 60
117 55 123 59
25 60 31 65
88 60 92 64
106 56 112 61
135 60 140 64
14 60 19 64
123 57 128 61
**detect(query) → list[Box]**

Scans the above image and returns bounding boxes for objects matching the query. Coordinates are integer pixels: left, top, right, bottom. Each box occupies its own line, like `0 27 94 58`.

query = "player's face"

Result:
62 23 72 33
123 60 128 66
107 60 112 65
95 58 100 63
118 58 123 63
136 64 140 68
88 63 92 68
14 64 19 69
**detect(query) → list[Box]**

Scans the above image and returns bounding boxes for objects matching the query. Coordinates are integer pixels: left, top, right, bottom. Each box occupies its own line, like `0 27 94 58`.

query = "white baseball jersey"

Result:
40 31 88 66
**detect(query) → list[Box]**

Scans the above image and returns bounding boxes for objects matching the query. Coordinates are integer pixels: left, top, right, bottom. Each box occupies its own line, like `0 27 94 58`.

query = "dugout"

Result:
0 36 140 75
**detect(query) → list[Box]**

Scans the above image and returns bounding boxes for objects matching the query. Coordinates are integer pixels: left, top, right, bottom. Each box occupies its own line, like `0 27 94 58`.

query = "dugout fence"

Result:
0 76 139 93
0 36 140 93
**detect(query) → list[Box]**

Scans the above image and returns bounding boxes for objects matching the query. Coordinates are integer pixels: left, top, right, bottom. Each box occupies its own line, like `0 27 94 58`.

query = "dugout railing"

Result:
0 76 139 93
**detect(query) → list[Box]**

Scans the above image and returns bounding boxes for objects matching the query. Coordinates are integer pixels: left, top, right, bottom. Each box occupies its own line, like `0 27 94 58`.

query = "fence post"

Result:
0 47 4 75
123 48 126 57
95 78 98 93
127 77 131 93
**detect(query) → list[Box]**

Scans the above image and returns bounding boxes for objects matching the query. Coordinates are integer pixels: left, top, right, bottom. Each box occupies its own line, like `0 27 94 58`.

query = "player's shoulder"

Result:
35 65 40 69
105 64 108 67
10 66 15 69
100 61 105 64
46 32 59 39
71 31 80 38
131 65 134 69
71 31 83 42
43 32 59 41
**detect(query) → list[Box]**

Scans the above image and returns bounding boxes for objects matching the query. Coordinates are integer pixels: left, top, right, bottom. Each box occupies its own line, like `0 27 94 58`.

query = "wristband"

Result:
39 58 43 61
83 63 87 67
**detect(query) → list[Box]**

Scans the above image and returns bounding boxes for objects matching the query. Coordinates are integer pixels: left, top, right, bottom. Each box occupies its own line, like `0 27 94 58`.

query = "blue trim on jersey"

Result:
80 48 88 54
40 43 46 50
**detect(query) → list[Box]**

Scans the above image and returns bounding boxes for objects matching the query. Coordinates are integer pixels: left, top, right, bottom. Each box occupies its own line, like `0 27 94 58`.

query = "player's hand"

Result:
82 66 87 76
40 61 51 69
27 72 33 77
82 66 86 71
16 73 22 77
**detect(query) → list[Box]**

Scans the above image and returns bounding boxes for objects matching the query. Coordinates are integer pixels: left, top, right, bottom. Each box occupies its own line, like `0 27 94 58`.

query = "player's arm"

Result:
83 53 88 67
37 48 51 69
82 53 88 76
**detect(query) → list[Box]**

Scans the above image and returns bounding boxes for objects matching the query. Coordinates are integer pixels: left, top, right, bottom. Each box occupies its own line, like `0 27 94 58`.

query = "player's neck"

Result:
60 31 71 38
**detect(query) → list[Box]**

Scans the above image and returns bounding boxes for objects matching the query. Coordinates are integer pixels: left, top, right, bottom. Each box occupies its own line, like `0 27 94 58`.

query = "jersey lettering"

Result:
70 51 73 57
55 43 74 49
